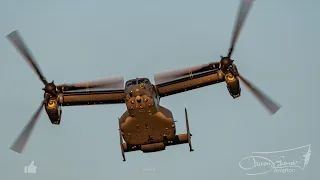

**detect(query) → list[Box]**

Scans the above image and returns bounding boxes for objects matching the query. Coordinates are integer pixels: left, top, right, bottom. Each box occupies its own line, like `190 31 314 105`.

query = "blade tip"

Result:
10 147 22 154
270 105 282 115
6 30 18 38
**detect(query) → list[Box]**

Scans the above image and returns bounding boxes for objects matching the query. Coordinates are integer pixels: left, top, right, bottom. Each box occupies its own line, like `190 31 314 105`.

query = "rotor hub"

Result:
220 57 233 70
43 81 57 96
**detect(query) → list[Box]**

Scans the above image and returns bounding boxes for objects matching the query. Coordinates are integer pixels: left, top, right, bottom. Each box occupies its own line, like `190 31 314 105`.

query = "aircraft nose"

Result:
136 95 142 103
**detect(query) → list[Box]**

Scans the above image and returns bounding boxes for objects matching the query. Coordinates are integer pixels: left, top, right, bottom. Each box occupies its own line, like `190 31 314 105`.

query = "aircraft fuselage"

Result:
119 78 176 145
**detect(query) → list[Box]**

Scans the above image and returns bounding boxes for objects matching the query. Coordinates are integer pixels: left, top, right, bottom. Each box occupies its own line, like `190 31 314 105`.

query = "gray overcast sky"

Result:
0 0 319 179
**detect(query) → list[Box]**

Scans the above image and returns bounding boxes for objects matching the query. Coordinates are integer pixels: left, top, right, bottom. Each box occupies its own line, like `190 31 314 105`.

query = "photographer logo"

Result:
239 144 311 175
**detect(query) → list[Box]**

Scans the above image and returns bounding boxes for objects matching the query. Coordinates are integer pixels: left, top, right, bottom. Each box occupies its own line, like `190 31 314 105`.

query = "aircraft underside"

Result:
118 106 193 161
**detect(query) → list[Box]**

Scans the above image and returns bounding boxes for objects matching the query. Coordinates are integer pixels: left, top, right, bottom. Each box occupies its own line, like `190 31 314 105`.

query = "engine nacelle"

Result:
45 97 62 124
141 142 166 153
224 72 241 98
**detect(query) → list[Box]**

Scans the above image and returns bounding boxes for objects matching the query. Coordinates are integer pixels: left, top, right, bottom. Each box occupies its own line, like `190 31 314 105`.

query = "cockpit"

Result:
125 78 151 87
124 78 157 115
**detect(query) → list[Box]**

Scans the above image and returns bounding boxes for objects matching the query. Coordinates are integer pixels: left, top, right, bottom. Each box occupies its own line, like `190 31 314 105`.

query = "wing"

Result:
154 62 224 98
61 89 126 106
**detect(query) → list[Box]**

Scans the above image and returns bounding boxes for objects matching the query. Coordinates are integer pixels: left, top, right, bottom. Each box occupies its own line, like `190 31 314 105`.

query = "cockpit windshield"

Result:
125 78 150 87
138 78 150 84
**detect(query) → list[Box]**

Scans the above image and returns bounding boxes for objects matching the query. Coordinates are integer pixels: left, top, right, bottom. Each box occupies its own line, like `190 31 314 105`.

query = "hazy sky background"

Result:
0 0 319 179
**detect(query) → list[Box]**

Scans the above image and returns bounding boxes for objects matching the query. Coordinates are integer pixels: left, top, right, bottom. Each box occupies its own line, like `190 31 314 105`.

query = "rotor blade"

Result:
227 0 255 57
6 30 48 85
56 76 125 91
154 62 219 84
237 74 281 115
10 100 45 153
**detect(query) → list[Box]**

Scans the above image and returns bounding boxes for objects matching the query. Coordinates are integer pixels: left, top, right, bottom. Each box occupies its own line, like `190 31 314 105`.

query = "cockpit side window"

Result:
125 80 136 87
